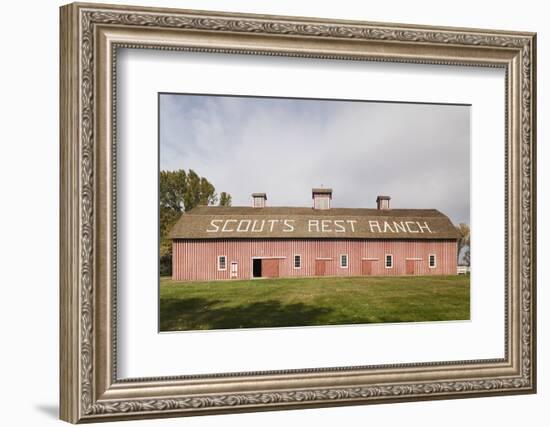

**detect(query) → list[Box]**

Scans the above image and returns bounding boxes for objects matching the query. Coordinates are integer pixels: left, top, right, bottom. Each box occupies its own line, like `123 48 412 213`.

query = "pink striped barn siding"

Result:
172 239 457 281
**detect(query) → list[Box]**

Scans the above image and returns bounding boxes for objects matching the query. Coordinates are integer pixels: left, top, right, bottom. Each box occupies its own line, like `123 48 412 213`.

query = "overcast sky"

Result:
159 94 470 225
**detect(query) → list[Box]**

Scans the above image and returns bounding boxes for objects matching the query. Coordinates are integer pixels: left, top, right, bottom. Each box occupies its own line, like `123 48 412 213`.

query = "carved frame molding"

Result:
60 2 536 423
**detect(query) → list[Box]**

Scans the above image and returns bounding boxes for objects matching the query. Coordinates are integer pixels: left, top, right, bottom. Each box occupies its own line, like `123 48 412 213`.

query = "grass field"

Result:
160 275 470 331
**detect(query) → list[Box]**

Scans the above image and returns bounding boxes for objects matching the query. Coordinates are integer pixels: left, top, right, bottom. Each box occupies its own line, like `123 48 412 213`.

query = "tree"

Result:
159 169 187 211
181 170 217 212
456 223 470 265
463 247 471 267
219 192 232 207
159 169 231 276
159 207 181 275
160 168 220 212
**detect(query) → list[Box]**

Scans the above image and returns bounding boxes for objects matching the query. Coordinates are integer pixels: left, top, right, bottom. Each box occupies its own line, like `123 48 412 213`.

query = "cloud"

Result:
160 94 470 225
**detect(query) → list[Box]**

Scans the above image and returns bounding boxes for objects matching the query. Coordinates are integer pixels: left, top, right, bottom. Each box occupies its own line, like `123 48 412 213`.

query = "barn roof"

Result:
168 206 460 240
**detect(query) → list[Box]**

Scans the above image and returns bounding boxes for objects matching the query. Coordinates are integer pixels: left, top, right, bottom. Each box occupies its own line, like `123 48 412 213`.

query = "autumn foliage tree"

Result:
456 223 471 266
159 169 231 276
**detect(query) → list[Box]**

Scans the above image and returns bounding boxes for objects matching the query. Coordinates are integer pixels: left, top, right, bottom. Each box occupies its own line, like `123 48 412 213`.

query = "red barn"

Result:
169 189 460 281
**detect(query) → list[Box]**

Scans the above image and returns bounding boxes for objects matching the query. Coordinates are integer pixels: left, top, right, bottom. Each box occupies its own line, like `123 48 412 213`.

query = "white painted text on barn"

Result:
206 219 434 234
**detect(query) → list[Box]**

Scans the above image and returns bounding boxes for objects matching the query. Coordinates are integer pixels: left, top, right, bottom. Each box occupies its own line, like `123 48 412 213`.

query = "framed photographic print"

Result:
159 93 471 332
59 2 537 423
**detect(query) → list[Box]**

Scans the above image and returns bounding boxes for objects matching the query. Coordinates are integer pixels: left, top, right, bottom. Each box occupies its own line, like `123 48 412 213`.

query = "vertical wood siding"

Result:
172 239 458 281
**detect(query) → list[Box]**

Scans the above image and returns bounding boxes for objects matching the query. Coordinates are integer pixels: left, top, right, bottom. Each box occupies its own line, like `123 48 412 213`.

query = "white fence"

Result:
457 265 470 275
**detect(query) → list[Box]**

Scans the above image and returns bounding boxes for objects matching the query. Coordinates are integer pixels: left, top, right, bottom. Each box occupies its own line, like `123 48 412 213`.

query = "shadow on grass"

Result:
160 297 333 331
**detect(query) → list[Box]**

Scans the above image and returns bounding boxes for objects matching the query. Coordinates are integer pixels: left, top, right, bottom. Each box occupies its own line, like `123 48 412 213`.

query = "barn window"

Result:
340 254 349 268
294 254 301 269
217 255 227 271
429 254 436 268
385 254 393 268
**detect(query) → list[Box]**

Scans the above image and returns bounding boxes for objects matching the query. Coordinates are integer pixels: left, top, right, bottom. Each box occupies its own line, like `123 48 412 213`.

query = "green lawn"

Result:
160 275 470 331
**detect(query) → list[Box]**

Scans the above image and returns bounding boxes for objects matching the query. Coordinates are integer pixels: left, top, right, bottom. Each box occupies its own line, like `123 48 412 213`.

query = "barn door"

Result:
405 260 415 275
230 262 238 278
315 259 326 276
361 259 372 275
262 259 280 278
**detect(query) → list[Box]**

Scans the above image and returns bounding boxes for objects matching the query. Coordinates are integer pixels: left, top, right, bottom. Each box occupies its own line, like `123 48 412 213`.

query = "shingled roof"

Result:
168 206 460 240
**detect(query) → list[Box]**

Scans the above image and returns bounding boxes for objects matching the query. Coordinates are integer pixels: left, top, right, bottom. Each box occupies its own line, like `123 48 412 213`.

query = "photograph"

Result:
158 93 471 331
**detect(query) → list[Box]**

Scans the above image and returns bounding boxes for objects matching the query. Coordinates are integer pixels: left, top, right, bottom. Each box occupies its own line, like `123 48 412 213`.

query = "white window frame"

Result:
429 253 437 269
385 254 393 269
340 253 349 269
217 255 227 271
293 254 302 269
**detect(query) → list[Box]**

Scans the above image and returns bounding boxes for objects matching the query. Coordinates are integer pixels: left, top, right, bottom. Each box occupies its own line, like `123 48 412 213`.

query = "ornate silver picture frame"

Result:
60 2 536 423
